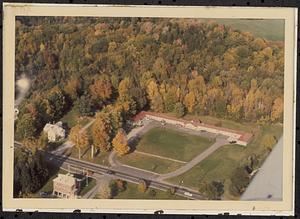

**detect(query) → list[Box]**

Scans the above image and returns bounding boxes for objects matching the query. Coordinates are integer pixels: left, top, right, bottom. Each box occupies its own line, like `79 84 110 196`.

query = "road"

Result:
15 142 204 200
241 137 283 201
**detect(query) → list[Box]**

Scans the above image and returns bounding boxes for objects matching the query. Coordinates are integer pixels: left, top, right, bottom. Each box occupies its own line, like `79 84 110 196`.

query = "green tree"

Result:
174 102 186 118
16 113 37 139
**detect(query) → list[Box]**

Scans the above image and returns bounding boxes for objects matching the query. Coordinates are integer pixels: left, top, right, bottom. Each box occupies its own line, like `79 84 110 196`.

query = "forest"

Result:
15 16 284 143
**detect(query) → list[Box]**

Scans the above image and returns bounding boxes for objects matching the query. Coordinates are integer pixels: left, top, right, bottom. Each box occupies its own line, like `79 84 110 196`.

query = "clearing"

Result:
131 127 214 162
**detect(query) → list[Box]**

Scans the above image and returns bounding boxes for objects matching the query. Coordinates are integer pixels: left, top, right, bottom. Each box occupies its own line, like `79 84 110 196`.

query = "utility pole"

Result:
91 144 94 159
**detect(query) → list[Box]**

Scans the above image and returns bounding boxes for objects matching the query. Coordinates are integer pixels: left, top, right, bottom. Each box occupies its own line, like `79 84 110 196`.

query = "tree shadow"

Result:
128 135 141 153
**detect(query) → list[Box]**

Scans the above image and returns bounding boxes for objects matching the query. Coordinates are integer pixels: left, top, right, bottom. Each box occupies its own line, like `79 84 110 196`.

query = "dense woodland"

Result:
14 148 49 197
15 16 284 142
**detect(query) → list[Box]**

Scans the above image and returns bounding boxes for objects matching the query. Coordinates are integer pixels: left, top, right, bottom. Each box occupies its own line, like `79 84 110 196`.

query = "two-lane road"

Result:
15 142 204 200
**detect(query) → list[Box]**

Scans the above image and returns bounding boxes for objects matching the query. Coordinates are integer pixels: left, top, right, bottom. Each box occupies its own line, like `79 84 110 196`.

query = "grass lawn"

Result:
167 123 283 199
79 177 97 196
184 114 259 133
107 182 185 200
67 145 111 167
211 19 284 41
61 107 92 129
134 127 215 162
118 153 183 174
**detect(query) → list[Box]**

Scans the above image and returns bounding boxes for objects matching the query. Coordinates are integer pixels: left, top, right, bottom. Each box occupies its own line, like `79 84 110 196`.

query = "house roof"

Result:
53 173 76 186
132 111 253 143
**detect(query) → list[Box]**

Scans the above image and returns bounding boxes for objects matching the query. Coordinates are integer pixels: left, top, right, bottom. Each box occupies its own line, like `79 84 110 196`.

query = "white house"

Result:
43 121 65 142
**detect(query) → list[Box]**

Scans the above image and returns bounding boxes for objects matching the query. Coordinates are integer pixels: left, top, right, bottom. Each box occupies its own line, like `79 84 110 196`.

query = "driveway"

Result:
157 137 229 180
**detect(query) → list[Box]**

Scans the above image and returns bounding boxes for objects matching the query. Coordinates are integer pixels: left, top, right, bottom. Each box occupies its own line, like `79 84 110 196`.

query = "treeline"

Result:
15 16 284 141
14 148 50 197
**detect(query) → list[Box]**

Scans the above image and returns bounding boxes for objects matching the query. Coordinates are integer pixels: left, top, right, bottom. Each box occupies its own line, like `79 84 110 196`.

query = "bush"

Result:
199 181 224 200
229 167 250 196
138 180 148 193
148 189 156 197
116 179 126 192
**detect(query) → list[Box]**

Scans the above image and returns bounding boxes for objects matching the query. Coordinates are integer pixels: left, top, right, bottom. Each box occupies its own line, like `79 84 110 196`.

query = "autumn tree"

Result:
64 77 82 101
262 134 277 151
112 129 130 156
89 75 112 103
271 97 283 122
69 124 89 159
137 180 148 193
91 112 112 153
184 91 196 113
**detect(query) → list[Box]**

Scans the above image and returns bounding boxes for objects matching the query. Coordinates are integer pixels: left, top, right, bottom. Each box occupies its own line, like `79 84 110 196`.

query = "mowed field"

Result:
167 123 283 199
118 152 183 174
134 127 214 162
212 19 284 41
119 127 214 174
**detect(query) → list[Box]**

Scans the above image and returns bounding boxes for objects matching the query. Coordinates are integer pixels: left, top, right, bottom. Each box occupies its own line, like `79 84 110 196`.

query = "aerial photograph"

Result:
14 16 284 201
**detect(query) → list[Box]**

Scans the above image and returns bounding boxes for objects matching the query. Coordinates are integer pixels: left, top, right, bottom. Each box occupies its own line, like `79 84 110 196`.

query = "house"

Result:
52 173 79 199
43 121 65 142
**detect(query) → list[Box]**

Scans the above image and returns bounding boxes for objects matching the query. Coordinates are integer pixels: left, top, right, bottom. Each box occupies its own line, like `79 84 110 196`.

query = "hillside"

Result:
15 16 284 141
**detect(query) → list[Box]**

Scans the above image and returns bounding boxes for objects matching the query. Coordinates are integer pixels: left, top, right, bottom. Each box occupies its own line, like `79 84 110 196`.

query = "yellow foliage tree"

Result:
262 134 277 151
89 76 112 102
69 124 89 159
64 77 80 100
118 77 131 101
271 97 283 122
91 113 112 153
112 129 130 156
137 180 147 193
184 91 196 113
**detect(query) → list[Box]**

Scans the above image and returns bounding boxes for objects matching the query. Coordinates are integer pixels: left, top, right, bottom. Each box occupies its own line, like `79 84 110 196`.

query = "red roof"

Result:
132 111 253 143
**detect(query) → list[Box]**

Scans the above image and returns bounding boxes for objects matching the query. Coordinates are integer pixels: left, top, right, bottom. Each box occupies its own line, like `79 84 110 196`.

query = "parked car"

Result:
184 192 193 197
106 170 115 175
39 191 49 198
229 140 237 144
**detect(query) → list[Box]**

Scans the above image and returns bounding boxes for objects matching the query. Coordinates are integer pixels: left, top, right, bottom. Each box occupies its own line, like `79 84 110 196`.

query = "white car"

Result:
184 192 193 197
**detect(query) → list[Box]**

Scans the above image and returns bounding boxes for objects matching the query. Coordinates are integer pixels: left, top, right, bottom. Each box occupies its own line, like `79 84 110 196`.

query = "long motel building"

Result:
132 111 253 146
